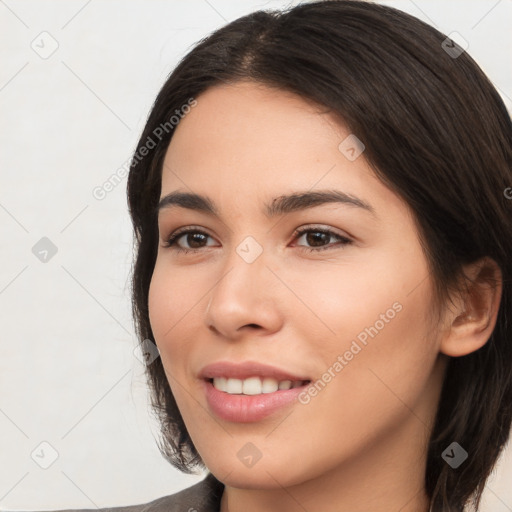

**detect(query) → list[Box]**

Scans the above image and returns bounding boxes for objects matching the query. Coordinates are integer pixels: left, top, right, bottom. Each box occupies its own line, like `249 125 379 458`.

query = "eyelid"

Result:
293 224 352 241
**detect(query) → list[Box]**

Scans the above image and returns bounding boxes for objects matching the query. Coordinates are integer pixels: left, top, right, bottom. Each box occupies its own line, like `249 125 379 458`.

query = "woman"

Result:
32 0 512 511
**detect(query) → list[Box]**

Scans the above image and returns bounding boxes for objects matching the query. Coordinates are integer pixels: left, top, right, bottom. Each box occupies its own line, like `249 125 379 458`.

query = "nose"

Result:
204 244 283 341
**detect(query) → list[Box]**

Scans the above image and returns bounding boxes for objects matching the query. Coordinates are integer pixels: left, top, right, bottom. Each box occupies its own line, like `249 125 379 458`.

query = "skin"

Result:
148 80 502 512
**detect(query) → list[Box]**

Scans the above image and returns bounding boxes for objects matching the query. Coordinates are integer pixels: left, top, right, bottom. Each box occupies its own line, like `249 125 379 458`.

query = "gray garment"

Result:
10 473 224 512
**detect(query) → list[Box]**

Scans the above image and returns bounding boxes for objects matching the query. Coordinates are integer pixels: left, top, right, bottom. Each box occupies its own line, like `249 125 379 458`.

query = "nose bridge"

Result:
216 233 269 300
234 234 266 266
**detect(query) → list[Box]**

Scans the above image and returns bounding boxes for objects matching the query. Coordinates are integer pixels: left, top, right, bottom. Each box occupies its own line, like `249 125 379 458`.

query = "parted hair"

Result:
126 1 512 510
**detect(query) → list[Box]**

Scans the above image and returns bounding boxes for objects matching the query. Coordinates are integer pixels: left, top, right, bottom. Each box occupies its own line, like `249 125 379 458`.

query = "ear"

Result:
439 257 503 357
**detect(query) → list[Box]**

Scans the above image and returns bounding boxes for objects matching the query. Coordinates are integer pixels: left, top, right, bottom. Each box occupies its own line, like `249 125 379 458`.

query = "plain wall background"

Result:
0 0 511 510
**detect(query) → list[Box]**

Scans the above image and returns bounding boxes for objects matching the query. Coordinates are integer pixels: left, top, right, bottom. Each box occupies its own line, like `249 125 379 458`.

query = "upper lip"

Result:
199 361 311 382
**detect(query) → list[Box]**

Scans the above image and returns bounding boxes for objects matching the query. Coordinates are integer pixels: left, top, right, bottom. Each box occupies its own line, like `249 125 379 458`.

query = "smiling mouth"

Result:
207 376 311 395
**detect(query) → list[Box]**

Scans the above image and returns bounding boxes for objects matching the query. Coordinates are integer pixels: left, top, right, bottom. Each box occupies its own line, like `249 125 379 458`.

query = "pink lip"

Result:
199 360 310 381
202 379 310 423
199 361 311 423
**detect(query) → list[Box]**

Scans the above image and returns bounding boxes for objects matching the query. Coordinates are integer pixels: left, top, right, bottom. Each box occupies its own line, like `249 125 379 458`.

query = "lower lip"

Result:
203 379 310 423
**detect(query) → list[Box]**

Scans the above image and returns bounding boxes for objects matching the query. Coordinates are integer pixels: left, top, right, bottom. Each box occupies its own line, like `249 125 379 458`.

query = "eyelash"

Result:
161 225 353 254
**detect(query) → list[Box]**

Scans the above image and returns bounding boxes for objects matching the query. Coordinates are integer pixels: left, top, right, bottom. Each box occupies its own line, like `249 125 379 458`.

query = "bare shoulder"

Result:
3 473 224 512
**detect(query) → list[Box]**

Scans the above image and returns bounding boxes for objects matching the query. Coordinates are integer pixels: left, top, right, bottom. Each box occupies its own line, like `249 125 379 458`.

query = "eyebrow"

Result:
156 189 376 218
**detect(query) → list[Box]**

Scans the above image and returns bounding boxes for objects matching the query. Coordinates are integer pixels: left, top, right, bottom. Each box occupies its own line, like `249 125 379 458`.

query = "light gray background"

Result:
0 0 511 510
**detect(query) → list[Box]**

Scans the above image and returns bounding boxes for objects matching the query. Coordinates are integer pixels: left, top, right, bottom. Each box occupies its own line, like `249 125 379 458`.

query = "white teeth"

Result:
212 377 306 395
261 377 279 393
243 376 263 395
213 377 227 392
226 378 243 394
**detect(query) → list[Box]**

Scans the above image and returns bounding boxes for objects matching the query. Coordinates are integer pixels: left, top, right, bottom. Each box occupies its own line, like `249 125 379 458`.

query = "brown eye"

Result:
293 227 352 252
163 228 215 253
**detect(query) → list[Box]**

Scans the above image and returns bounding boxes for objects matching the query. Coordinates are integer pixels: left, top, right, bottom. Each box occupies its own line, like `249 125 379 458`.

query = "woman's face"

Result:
148 80 449 491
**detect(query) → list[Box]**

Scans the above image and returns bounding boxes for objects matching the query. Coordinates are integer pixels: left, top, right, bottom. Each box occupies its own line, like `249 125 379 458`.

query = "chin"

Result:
207 459 311 490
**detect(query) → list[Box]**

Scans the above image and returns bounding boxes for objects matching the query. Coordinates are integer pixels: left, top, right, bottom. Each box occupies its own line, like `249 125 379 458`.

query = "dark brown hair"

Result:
126 1 512 510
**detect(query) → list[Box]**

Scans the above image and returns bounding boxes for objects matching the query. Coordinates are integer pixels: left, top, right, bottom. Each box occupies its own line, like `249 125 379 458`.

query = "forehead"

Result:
162 81 368 190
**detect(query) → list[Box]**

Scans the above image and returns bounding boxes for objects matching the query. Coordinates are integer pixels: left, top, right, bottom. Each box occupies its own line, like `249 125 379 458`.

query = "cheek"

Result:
277 243 431 352
291 245 437 418
148 263 186 365
304 273 438 437
147 260 209 383
148 259 197 339
147 265 168 344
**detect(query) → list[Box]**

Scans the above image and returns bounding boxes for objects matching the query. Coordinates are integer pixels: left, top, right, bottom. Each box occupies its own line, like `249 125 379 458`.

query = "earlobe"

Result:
439 257 502 358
